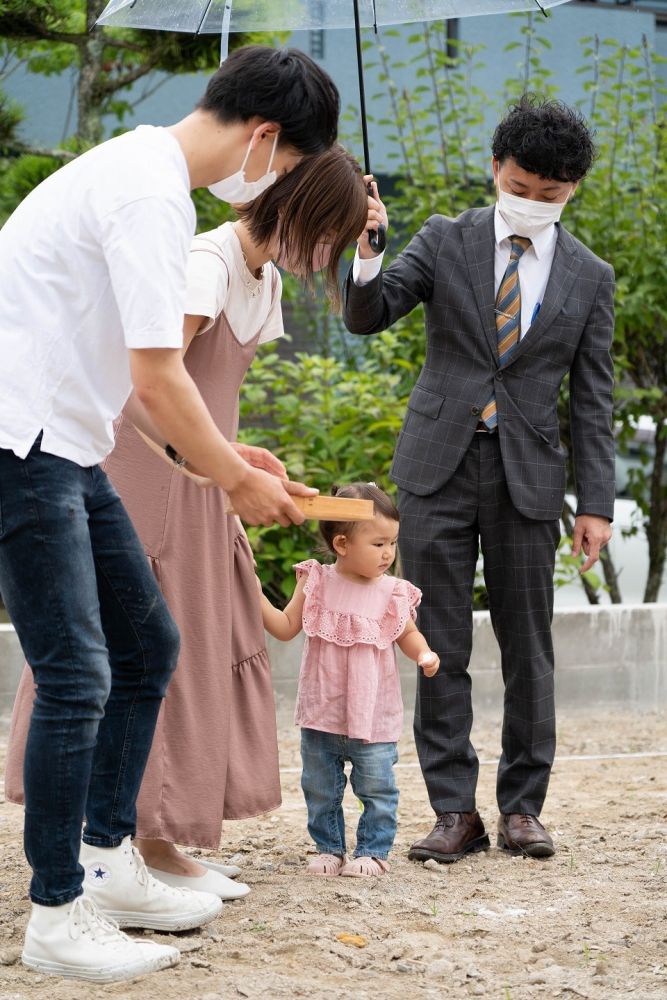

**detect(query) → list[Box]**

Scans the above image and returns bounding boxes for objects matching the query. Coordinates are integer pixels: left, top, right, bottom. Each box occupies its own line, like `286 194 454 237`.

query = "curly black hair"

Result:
492 95 596 183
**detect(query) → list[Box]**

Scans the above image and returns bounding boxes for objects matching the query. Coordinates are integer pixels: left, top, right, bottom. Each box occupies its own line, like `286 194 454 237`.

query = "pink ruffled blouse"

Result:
293 560 422 744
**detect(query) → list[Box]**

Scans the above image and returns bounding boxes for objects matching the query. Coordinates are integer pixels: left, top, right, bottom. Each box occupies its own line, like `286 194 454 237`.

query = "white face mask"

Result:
497 187 569 238
208 132 279 203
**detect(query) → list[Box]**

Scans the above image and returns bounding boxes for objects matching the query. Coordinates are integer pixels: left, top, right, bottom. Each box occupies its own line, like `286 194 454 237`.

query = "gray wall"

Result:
3 605 665 732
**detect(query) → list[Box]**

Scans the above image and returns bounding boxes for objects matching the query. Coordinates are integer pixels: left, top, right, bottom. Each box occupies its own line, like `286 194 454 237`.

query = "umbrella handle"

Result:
367 182 386 254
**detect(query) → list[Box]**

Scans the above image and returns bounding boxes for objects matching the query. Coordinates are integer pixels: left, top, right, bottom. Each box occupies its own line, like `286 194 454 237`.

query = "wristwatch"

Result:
165 443 187 468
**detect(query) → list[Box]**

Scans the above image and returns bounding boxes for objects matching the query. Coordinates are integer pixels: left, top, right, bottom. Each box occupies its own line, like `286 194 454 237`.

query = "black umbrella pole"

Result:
353 0 386 253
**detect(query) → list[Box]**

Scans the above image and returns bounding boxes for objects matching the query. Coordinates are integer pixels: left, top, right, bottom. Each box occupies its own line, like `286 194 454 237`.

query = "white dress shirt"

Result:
352 205 558 340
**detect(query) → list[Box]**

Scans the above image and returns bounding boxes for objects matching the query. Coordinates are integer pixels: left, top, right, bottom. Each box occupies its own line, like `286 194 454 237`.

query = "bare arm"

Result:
396 620 440 677
128 345 313 527
124 313 204 448
260 576 306 641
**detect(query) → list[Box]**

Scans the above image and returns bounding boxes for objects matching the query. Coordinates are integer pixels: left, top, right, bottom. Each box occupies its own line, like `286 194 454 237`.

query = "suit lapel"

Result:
461 209 499 361
503 225 583 367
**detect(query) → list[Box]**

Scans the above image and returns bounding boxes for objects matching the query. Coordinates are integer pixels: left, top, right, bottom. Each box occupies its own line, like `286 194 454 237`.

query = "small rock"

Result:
0 946 22 965
179 939 203 953
427 958 455 977
593 960 608 976
470 986 486 997
423 859 441 871
528 972 548 984
532 942 547 953
466 965 482 979
255 861 275 872
190 958 213 970
396 960 425 974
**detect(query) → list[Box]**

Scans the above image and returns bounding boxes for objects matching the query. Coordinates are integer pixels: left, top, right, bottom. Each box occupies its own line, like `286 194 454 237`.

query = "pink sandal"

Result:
340 856 390 878
306 853 346 877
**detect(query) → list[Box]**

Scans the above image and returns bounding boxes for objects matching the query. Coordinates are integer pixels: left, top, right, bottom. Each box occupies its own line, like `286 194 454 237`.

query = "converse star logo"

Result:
87 862 112 884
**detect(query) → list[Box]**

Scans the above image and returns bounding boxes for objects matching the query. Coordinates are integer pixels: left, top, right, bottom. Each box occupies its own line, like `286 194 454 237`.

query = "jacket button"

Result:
495 370 503 381
471 405 480 416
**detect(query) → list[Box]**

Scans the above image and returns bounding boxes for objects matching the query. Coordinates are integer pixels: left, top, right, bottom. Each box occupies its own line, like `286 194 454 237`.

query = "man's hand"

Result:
226 466 317 528
571 515 613 574
357 177 388 260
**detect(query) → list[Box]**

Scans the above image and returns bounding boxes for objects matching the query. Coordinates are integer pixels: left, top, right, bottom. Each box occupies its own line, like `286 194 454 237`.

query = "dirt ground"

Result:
0 711 665 1000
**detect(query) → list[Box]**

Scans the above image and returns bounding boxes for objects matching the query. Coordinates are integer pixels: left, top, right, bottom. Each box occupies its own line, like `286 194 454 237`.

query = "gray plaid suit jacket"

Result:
343 205 616 522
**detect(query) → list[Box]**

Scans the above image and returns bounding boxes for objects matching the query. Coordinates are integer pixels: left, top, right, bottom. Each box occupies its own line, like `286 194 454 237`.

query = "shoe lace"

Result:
68 896 126 944
434 813 457 830
130 845 198 899
517 814 542 828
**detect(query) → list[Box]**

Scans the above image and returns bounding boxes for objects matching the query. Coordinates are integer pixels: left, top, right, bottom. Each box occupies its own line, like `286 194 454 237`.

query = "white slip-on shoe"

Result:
22 896 179 983
80 837 223 931
147 865 250 900
197 858 242 879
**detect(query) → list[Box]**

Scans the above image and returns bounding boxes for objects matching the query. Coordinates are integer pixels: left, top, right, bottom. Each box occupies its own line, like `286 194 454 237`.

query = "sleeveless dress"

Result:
5 228 282 848
294 560 421 744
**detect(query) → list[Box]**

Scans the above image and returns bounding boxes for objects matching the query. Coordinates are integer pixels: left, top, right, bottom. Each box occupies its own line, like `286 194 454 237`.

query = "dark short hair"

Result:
197 45 339 155
320 483 400 555
492 95 595 182
237 145 367 311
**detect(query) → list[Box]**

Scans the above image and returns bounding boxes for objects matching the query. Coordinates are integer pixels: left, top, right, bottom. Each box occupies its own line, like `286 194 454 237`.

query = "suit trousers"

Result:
398 433 560 817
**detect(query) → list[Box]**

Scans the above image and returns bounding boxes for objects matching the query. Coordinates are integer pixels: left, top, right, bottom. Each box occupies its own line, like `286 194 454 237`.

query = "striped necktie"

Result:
481 235 532 431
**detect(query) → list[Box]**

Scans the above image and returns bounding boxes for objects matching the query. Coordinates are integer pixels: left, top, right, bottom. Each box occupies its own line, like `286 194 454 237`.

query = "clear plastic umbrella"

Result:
97 2 572 34
97 1 573 249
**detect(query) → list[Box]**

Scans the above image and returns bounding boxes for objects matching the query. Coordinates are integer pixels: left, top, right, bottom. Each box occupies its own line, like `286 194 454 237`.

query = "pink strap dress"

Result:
5 234 282 848
293 560 421 744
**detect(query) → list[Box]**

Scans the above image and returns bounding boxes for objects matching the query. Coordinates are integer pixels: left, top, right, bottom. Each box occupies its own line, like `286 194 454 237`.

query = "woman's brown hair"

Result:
236 144 368 311
319 483 400 555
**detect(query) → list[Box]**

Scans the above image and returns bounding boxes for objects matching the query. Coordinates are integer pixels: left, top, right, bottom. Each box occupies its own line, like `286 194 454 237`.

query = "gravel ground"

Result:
1 710 666 1000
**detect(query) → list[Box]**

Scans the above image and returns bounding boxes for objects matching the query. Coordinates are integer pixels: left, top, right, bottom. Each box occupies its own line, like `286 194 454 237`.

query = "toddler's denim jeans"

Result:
300 727 399 860
0 437 180 906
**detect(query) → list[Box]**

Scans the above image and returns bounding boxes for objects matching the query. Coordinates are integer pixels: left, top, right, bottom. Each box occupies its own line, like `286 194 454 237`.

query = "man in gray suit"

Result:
343 97 614 862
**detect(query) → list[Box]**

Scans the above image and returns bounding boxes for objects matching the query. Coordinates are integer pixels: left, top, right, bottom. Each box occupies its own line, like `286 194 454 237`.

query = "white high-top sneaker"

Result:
22 896 180 982
80 836 223 931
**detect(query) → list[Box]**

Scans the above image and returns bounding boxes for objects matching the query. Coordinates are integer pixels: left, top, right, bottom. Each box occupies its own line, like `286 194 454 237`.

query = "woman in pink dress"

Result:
260 483 440 878
5 147 369 898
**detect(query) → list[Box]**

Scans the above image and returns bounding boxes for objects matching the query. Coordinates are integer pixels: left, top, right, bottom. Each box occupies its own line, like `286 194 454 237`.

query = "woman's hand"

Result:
357 177 388 260
231 442 287 479
418 651 440 678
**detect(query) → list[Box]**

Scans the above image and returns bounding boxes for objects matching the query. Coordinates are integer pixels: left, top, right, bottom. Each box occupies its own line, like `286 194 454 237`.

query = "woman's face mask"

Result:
275 241 332 275
208 132 279 204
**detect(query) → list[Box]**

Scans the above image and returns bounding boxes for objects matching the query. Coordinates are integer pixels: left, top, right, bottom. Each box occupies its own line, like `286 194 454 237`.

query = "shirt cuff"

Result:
352 248 385 286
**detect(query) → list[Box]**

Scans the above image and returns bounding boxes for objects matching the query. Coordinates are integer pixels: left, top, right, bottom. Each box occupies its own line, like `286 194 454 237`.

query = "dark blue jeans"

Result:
300 728 399 860
0 439 179 906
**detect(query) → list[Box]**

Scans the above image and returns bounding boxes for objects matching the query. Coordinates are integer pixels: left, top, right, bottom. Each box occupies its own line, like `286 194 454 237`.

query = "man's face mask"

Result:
208 132 279 204
496 188 570 238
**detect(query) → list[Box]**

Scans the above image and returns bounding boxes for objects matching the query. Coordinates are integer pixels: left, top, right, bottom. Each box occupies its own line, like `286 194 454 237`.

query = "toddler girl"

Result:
259 483 439 878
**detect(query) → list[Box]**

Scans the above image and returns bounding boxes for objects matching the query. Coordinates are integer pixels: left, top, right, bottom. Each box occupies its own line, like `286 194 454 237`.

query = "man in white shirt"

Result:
344 96 615 867
0 44 339 983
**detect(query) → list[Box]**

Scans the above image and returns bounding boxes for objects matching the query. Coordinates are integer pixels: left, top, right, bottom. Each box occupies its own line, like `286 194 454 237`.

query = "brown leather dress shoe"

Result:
408 811 490 863
497 814 555 858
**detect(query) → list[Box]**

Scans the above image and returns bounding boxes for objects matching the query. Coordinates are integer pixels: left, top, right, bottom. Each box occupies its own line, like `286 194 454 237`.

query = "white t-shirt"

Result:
185 222 284 345
0 125 195 466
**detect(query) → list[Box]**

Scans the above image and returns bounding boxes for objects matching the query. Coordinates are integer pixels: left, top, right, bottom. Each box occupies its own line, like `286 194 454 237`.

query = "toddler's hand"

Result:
418 651 440 678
